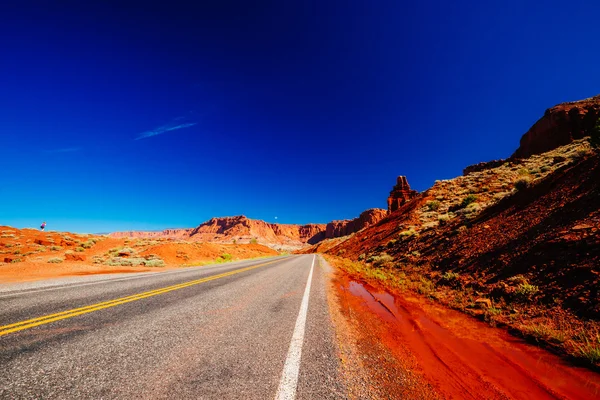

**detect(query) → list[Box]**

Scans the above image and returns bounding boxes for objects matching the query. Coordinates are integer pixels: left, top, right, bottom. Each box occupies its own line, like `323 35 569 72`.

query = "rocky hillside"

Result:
314 94 600 366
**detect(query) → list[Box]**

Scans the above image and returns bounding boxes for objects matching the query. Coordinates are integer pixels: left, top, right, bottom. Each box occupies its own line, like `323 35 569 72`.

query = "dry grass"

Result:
414 138 596 231
326 253 600 368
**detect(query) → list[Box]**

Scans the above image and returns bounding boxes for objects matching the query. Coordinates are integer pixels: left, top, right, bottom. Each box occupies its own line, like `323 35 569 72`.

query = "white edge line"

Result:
275 254 315 400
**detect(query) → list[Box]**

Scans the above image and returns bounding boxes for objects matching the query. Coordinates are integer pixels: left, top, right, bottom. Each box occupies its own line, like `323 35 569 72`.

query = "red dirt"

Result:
334 270 600 399
0 226 278 284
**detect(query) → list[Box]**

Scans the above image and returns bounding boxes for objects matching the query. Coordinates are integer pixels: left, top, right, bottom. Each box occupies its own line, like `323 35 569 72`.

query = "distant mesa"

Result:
387 176 418 213
512 94 600 159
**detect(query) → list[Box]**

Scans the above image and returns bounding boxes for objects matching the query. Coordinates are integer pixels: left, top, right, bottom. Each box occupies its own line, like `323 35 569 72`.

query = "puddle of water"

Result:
340 277 600 400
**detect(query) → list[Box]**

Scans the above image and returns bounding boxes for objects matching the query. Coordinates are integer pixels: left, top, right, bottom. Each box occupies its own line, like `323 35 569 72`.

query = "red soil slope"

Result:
0 227 278 283
328 152 600 318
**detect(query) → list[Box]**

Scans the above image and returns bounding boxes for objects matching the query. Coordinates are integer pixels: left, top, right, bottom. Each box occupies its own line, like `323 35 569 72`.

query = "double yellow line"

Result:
0 259 281 338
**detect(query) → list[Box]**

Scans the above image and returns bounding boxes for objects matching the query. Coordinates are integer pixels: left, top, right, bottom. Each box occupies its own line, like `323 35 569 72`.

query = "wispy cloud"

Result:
135 120 197 140
45 147 82 153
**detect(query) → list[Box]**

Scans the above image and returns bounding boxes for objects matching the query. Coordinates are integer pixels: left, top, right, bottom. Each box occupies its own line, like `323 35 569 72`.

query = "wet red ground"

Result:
335 271 600 399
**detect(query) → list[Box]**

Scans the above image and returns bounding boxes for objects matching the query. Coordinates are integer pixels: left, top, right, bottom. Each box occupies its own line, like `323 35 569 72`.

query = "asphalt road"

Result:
0 255 346 399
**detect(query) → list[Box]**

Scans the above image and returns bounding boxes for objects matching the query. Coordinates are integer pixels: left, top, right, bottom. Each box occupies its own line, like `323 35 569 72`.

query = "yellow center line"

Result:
0 259 282 337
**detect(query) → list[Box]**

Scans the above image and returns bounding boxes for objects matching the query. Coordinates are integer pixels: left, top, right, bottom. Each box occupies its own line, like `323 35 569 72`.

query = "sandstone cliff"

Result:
325 208 387 239
512 94 600 159
110 216 327 249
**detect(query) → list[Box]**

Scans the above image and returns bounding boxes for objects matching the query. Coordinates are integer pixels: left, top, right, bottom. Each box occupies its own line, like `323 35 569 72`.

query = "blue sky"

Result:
1 1 599 233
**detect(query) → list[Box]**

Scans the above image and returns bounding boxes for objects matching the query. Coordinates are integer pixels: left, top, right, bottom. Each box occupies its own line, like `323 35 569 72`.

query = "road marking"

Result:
0 259 282 337
275 254 315 400
0 256 290 299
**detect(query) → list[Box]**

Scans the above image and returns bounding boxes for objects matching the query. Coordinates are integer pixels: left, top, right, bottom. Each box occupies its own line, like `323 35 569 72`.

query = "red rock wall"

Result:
512 95 600 159
325 209 387 239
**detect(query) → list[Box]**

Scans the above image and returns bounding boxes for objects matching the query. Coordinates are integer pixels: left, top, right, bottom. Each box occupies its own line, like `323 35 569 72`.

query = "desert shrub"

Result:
358 253 366 261
105 257 146 266
13 250 21 255
398 229 417 239
417 278 435 295
11 258 23 263
514 178 531 191
386 239 397 248
4 243 13 248
515 283 539 301
81 240 95 249
74 247 85 252
441 271 459 281
91 255 104 264
250 238 258 244
370 253 394 267
50 245 63 251
517 168 530 176
426 200 440 211
118 247 135 255
459 194 477 209
145 259 165 267
540 165 551 173
47 257 64 263
576 334 600 364
220 253 232 261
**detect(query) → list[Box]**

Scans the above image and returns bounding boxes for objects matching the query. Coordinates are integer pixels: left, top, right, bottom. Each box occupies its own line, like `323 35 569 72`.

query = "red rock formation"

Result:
111 216 327 248
512 94 600 159
325 209 387 239
387 176 418 213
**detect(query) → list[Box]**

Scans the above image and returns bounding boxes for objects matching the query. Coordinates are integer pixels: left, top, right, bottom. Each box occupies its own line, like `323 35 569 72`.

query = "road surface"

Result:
0 255 345 399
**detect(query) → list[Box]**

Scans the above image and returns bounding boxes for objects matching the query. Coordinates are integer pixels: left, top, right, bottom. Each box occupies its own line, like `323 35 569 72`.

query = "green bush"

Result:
358 253 366 261
47 257 64 264
250 238 258 244
426 200 440 211
50 245 63 251
74 247 85 252
515 283 539 301
459 194 477 209
221 253 232 261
